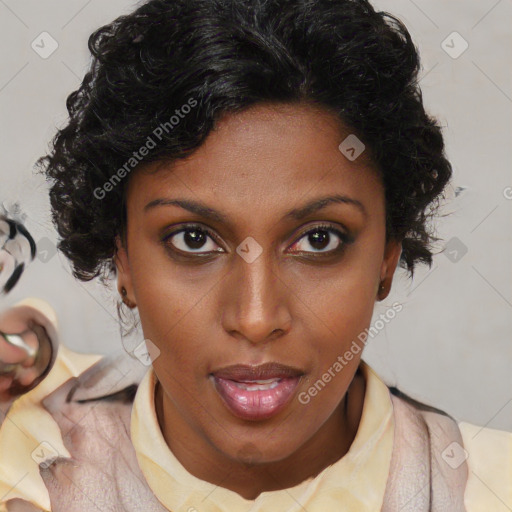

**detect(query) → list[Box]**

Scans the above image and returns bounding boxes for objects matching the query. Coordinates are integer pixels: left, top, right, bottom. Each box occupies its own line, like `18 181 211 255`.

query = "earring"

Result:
378 281 386 294
120 286 136 309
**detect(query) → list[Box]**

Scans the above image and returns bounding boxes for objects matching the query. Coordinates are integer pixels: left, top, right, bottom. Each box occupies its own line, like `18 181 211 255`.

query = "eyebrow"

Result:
144 194 367 223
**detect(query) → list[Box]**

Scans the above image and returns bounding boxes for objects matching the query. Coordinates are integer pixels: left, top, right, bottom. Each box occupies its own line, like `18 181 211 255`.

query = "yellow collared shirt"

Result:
0 346 510 511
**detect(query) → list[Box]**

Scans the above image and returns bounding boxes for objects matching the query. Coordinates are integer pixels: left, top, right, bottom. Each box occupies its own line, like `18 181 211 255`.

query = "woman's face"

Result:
116 103 401 468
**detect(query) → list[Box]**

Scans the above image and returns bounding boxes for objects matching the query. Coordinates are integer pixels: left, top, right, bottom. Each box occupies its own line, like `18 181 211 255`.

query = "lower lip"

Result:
212 376 301 421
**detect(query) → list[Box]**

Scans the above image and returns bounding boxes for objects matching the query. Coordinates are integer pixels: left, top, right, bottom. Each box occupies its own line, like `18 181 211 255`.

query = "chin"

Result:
216 434 299 466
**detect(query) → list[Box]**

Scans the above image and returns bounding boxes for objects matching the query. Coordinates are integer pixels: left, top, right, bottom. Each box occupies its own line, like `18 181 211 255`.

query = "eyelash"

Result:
161 223 353 259
289 223 352 257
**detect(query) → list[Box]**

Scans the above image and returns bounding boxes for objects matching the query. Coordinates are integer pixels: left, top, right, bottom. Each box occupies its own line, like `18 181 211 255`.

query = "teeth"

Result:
233 378 281 391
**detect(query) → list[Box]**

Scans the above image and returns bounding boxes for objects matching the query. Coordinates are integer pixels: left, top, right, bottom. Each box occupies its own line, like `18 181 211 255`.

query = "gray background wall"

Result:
0 0 510 430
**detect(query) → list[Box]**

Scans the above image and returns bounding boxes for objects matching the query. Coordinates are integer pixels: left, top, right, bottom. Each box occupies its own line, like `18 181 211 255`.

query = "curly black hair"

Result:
37 0 452 282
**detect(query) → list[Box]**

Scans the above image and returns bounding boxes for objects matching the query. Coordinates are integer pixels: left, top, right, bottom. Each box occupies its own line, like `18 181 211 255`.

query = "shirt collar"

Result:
131 360 394 512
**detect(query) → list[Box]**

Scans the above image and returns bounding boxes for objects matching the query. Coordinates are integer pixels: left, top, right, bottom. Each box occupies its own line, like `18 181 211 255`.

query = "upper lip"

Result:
211 362 304 381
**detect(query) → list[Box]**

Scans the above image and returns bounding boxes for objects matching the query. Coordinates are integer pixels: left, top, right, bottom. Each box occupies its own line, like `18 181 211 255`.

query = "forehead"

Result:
126 103 383 221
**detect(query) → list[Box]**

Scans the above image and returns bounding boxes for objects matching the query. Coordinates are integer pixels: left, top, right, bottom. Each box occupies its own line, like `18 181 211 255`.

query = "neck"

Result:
155 369 365 500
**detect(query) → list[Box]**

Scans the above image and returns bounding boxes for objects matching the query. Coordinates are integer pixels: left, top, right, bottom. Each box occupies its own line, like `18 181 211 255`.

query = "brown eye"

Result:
289 224 351 255
162 225 224 255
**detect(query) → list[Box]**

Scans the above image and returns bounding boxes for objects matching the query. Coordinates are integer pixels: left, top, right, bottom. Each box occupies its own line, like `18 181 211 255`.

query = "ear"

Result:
114 235 135 303
377 238 402 301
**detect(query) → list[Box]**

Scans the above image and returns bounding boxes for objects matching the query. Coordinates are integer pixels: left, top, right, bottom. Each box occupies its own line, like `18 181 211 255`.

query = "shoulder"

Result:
0 342 146 511
459 421 512 512
388 386 512 511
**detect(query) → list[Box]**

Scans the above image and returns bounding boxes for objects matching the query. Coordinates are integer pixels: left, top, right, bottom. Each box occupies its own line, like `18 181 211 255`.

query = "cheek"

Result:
298 276 373 418
292 257 379 338
289 248 381 383
309 283 373 380
136 293 203 369
132 270 217 386
130 243 203 332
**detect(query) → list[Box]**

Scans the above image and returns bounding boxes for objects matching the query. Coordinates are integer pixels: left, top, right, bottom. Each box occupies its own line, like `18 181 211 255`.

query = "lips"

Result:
211 362 304 421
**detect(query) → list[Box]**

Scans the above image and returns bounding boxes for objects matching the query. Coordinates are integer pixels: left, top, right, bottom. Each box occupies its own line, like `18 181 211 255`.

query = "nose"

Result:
221 250 292 345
